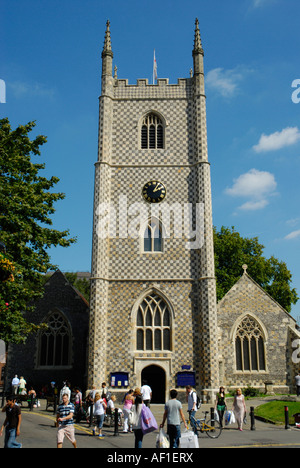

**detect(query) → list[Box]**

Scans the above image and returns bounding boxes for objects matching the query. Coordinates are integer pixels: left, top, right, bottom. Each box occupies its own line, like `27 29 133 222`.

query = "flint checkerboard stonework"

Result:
88 20 219 402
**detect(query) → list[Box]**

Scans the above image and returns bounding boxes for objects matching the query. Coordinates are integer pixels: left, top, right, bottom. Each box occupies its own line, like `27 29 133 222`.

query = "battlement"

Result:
113 77 193 99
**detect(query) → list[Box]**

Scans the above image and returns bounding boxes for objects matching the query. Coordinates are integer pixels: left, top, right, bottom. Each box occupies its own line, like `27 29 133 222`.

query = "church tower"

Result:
88 19 219 402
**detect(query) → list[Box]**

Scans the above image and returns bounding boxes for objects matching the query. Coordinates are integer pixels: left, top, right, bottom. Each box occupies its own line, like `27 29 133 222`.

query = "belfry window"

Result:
38 311 71 367
141 113 164 149
235 316 266 372
136 294 172 351
143 218 163 252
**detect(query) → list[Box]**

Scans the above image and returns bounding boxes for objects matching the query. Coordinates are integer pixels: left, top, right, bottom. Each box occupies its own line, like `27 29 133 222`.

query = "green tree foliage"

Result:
0 118 76 343
64 273 90 302
214 226 298 312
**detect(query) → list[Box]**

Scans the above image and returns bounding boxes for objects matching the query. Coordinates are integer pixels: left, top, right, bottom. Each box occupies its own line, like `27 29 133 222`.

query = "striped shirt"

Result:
57 402 75 426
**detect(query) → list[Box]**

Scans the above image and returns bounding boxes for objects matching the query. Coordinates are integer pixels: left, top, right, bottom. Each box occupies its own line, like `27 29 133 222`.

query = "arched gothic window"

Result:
143 218 163 252
136 294 172 351
38 311 71 367
141 113 164 149
235 316 266 372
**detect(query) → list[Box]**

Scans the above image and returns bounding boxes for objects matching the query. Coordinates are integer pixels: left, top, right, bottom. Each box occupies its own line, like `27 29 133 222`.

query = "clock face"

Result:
142 180 166 204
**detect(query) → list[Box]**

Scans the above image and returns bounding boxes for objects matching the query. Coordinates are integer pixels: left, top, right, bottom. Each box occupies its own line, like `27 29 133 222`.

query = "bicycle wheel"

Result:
203 419 222 439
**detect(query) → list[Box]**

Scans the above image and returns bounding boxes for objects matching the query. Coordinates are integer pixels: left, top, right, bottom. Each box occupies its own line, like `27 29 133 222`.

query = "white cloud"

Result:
239 199 269 211
253 127 300 153
284 230 300 241
206 66 252 98
8 80 55 99
252 0 277 8
286 218 300 227
225 168 277 211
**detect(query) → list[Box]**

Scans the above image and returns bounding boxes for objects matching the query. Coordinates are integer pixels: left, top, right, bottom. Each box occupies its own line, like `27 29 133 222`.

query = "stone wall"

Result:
218 271 298 393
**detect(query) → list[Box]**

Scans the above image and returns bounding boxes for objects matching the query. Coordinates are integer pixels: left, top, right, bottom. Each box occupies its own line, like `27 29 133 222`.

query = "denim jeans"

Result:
4 428 22 448
188 410 198 434
96 414 104 429
134 429 144 448
167 424 181 448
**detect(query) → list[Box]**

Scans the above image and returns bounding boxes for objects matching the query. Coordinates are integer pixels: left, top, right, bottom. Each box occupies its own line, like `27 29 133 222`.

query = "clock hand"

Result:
153 184 161 193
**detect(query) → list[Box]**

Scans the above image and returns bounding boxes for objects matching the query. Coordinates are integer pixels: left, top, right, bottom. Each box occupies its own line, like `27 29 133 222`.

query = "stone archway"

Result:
141 365 166 404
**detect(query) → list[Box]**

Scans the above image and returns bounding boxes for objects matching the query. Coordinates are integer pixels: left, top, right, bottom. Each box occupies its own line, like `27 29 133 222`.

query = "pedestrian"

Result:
56 393 77 448
141 380 152 407
59 381 71 404
107 394 116 413
215 386 227 428
186 385 198 434
232 388 247 431
11 375 19 395
123 389 134 433
28 387 37 408
74 387 83 422
18 376 27 395
160 389 188 448
132 388 145 448
0 395 22 448
101 382 108 399
92 392 107 438
295 372 300 397
88 385 97 402
50 381 56 397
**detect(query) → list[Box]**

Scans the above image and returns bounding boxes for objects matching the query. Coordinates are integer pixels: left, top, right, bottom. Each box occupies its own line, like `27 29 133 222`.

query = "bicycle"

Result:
183 411 222 439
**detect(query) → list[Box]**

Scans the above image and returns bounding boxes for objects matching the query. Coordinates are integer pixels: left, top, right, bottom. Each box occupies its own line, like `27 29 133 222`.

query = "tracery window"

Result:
38 311 71 367
143 218 163 252
136 294 172 351
235 316 266 372
141 113 164 149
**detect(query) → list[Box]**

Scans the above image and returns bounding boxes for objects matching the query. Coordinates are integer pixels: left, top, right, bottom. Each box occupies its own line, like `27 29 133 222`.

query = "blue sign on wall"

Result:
177 372 196 387
110 372 129 387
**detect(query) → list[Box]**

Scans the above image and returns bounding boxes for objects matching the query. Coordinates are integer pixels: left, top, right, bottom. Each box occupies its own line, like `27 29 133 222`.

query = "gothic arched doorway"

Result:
141 365 166 404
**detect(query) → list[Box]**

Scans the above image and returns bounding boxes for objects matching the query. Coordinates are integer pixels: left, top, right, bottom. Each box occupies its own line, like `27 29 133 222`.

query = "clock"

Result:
142 180 166 204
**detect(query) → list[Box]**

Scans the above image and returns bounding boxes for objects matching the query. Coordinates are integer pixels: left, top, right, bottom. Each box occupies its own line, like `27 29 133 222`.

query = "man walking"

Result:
11 375 19 395
141 380 152 407
0 395 22 448
56 393 77 448
160 389 188 448
186 385 198 434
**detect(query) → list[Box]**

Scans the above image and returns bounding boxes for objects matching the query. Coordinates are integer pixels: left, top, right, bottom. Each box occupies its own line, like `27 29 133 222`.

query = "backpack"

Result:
193 391 202 409
102 390 112 401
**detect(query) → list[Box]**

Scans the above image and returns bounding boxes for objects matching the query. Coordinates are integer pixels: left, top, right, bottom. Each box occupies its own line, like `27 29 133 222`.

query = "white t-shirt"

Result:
187 390 197 411
94 399 105 416
108 399 115 411
141 385 152 400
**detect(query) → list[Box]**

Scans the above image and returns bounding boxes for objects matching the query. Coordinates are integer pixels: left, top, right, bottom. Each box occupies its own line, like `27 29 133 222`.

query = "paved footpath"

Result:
1 399 300 450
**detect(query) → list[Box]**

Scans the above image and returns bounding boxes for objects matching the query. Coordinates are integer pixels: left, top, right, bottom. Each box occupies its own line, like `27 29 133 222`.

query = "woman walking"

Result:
123 389 134 433
232 388 246 431
92 393 107 439
215 386 227 428
132 389 144 448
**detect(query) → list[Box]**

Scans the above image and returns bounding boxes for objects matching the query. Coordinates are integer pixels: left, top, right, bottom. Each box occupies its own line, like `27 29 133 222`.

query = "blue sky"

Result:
2 0 300 318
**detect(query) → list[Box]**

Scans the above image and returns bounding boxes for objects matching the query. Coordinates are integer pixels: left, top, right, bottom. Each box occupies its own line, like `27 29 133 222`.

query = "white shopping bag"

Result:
225 410 232 426
179 431 199 449
225 410 235 425
230 411 236 424
156 428 170 448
